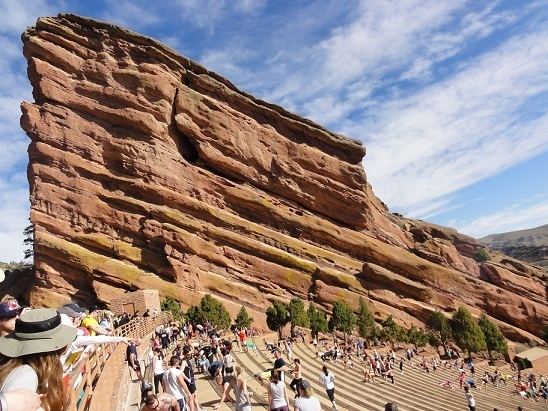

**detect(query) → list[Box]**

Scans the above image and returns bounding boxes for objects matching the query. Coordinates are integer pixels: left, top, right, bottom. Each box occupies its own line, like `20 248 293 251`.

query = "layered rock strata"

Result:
21 14 547 343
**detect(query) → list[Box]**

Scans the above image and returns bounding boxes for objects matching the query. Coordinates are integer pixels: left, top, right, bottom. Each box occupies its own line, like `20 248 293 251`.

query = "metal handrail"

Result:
67 312 172 411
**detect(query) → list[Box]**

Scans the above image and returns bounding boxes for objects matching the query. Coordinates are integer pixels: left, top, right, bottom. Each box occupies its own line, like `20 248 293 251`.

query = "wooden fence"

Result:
67 312 172 411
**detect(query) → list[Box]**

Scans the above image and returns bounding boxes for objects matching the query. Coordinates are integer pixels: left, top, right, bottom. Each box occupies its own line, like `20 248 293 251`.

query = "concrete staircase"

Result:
196 339 547 410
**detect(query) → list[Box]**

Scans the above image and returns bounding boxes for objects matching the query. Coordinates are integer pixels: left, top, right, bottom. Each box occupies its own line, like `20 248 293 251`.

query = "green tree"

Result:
474 248 490 262
380 316 407 350
185 295 231 329
185 305 204 325
288 297 309 336
407 326 429 349
356 297 376 348
235 306 253 329
328 300 356 339
450 306 486 359
307 303 328 340
161 296 183 323
427 311 453 356
199 294 231 330
427 330 442 355
478 314 507 362
266 300 289 339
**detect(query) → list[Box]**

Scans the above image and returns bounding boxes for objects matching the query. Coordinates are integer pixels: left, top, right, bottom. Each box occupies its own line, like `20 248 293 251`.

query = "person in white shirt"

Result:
163 356 191 410
464 386 476 411
319 365 337 410
294 380 320 411
258 369 289 411
152 348 166 394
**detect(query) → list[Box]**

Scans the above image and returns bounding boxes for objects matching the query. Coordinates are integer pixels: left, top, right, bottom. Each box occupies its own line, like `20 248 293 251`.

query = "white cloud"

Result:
256 0 525 124
100 0 162 30
0 1 62 262
161 36 183 51
361 28 548 215
0 186 29 262
0 0 57 35
233 0 266 13
456 198 548 238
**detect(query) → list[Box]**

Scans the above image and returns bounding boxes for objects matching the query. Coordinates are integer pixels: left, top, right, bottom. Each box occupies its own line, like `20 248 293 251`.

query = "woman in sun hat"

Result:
0 308 77 411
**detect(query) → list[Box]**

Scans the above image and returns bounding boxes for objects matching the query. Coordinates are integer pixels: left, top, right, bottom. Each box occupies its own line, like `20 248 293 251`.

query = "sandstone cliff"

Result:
20 14 547 343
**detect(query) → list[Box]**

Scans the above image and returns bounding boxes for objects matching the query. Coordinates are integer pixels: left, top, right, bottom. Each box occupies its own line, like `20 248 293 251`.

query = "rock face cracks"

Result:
21 14 546 343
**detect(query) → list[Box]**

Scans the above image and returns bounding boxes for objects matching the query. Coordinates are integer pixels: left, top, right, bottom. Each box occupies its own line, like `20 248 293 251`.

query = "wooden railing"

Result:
67 312 172 411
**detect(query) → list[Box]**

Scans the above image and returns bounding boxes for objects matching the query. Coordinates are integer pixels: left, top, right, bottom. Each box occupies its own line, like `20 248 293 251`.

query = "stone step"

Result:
255 340 452 411
291 342 462 411
293 341 546 411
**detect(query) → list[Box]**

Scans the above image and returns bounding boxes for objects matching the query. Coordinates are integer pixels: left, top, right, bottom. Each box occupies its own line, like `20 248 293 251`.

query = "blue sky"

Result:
0 0 547 261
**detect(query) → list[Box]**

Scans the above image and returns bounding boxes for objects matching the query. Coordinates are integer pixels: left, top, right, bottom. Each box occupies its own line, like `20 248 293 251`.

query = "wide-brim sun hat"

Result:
0 308 77 357
57 305 85 319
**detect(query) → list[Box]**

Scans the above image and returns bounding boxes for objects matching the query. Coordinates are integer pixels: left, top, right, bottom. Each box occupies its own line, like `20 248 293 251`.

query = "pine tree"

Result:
307 303 328 340
266 300 289 339
427 310 452 356
478 314 507 362
380 316 407 350
407 326 429 349
200 294 231 329
161 296 183 322
450 306 486 359
328 300 356 339
288 297 309 336
235 306 253 329
356 297 376 348
186 294 231 330
427 331 442 355
185 305 203 325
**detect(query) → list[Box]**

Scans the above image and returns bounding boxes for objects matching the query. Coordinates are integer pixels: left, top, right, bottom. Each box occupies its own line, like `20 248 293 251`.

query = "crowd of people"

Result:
0 298 145 411
132 317 548 411
2 296 546 411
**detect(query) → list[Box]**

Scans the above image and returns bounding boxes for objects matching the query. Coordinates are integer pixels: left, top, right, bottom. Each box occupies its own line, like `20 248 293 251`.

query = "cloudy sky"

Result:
1 0 547 261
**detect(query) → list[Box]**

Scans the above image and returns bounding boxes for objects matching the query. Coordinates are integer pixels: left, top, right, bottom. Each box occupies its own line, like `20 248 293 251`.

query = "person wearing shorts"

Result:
319 365 337 410
289 358 303 397
182 347 200 411
163 356 191 411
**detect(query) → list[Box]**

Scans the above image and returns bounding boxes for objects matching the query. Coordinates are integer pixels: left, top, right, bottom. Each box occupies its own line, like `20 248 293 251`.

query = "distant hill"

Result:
479 224 548 270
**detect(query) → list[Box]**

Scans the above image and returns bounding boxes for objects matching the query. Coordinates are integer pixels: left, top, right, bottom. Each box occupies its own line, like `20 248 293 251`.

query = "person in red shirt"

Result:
238 329 247 352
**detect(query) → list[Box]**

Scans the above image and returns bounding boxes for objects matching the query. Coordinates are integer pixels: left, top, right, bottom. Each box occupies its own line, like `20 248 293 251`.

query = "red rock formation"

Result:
21 14 547 343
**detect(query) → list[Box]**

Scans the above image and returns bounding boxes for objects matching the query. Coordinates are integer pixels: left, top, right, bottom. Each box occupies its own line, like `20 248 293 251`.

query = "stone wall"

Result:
108 289 160 316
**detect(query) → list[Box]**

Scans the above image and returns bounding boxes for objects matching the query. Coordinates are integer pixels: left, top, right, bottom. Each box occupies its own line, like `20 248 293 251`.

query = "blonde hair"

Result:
303 386 314 398
0 349 67 411
236 365 243 376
